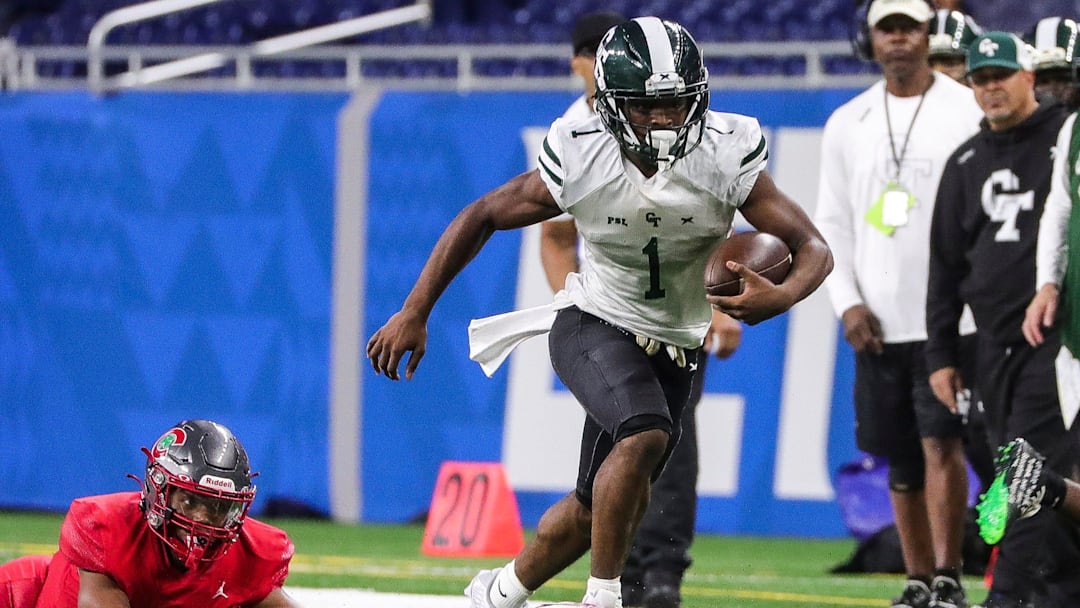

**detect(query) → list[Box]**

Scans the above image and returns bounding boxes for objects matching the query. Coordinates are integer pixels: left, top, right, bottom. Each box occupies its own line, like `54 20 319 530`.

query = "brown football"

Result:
704 231 792 297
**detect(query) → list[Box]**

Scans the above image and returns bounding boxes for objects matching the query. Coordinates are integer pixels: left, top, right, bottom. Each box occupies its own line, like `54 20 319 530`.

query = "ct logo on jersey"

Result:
151 428 187 458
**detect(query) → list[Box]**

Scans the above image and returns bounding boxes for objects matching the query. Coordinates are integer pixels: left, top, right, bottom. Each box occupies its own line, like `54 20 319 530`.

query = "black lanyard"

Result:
883 81 931 183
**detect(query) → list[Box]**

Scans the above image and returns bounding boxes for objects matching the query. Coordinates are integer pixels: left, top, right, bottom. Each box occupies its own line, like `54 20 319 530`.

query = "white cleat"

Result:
465 568 528 608
581 588 623 608
465 569 499 608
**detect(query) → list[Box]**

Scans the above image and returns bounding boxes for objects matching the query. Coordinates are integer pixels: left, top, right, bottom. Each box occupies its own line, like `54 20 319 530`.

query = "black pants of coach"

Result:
976 331 1080 605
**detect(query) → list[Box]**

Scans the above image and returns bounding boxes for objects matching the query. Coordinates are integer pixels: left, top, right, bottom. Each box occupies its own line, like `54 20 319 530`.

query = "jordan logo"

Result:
213 581 229 599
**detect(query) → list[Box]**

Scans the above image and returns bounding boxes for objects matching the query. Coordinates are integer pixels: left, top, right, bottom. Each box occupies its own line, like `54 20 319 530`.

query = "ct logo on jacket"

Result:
981 168 1034 242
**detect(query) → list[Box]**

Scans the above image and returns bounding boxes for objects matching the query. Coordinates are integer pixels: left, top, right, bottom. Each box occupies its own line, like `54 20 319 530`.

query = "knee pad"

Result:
888 456 926 492
615 414 671 442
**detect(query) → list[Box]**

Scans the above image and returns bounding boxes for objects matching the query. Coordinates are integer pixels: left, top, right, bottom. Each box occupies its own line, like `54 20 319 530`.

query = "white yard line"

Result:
286 588 468 607
284 589 585 608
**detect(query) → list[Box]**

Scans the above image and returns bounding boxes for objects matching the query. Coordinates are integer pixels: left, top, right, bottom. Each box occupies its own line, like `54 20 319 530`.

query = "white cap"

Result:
867 0 934 28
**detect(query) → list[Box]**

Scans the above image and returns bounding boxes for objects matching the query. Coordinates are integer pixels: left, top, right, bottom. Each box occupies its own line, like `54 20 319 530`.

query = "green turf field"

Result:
0 511 988 607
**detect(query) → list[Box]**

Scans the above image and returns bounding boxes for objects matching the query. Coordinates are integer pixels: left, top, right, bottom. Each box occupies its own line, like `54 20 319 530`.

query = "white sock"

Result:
489 560 531 608
587 575 622 596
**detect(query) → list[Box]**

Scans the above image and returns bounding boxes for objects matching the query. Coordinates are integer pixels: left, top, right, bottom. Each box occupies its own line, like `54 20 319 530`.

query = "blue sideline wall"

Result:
0 88 864 537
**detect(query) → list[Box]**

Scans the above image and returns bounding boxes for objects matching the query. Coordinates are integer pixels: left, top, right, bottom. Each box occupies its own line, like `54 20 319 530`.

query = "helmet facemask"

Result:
594 17 710 171
1029 17 1080 108
597 82 709 171
138 421 256 569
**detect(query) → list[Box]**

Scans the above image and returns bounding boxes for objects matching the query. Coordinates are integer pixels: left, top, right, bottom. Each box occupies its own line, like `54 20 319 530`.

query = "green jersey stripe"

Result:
539 155 563 187
740 135 767 167
542 137 562 168
738 150 769 178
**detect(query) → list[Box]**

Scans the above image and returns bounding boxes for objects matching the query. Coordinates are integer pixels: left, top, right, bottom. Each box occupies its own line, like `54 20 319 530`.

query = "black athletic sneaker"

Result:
976 438 1046 544
642 570 681 608
971 591 1034 608
929 575 967 608
622 576 644 608
892 579 932 608
642 584 679 608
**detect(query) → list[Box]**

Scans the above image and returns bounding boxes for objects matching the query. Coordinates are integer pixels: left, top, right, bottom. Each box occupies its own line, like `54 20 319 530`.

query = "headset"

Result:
852 0 938 61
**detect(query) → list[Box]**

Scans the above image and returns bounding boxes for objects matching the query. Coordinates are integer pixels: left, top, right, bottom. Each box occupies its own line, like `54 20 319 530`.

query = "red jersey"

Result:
35 492 294 608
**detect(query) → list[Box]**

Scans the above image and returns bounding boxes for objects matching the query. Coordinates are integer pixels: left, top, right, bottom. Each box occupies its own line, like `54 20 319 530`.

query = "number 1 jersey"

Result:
536 111 767 348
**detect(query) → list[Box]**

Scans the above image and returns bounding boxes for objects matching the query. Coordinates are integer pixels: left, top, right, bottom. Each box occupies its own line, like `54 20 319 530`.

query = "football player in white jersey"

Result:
544 13 741 607
368 17 832 608
544 15 738 608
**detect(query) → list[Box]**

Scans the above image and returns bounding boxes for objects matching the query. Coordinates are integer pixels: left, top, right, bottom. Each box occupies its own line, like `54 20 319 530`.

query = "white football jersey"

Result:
537 110 767 348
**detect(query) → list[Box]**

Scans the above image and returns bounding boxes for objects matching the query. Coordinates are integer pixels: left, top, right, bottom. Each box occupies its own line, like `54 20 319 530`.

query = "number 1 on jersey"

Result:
642 237 666 300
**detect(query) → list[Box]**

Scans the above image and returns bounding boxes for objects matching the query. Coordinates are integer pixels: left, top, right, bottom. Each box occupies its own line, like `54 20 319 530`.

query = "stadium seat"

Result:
0 0 891 81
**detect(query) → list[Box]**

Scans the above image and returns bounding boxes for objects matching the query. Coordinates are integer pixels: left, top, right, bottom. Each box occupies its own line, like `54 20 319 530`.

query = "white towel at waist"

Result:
468 291 574 377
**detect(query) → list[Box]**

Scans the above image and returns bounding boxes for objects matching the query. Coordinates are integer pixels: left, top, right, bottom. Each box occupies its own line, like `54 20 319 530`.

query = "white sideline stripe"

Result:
286 588 466 607
286 588 578 608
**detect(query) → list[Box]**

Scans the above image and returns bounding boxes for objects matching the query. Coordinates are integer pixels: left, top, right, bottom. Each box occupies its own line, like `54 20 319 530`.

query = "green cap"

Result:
966 31 1035 76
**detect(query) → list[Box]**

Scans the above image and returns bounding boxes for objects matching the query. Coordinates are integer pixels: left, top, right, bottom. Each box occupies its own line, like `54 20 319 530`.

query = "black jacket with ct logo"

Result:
926 102 1069 372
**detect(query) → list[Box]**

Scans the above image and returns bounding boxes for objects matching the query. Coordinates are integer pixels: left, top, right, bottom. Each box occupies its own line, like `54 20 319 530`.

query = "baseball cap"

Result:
867 0 934 28
966 31 1035 75
571 11 626 56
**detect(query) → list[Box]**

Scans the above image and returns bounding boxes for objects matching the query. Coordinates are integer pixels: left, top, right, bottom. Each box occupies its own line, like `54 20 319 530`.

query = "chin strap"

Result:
183 535 208 569
649 129 678 171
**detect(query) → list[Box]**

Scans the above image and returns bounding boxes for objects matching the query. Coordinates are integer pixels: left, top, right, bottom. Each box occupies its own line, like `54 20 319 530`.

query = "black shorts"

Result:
548 307 699 508
854 340 964 460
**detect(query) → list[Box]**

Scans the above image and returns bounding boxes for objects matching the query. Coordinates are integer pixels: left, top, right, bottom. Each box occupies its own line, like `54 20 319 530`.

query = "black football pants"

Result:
977 333 1080 605
622 352 705 583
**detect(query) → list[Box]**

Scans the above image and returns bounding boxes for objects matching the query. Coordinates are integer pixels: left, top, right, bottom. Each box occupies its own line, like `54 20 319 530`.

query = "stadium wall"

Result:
0 88 866 538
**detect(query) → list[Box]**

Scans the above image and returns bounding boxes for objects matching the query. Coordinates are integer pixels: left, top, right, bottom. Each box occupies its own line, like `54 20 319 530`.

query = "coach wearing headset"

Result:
814 1 982 606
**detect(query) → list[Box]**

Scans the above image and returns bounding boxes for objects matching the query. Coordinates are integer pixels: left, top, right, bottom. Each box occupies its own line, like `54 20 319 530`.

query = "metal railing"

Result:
2 40 877 92
87 0 226 90
83 0 431 91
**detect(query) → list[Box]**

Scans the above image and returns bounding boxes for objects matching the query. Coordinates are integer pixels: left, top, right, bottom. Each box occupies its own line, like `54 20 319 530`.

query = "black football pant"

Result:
976 333 1080 605
622 352 705 585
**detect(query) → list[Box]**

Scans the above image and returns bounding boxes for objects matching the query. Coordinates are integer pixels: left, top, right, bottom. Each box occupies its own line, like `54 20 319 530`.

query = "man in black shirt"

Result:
926 31 1080 608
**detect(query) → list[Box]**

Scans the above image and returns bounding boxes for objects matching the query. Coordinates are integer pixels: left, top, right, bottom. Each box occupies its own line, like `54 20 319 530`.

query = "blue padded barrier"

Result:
0 87 875 537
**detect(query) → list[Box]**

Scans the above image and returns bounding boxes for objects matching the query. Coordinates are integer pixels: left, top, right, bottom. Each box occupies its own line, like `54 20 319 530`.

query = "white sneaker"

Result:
582 588 622 608
465 569 499 608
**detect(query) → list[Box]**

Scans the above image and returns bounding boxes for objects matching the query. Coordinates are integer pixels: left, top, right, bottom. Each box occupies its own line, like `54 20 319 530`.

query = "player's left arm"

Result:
253 587 303 607
76 569 131 608
721 170 833 323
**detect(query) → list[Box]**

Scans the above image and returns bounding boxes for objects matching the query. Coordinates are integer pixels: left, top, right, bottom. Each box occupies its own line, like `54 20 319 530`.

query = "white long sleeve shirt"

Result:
815 73 981 342
1036 112 1075 290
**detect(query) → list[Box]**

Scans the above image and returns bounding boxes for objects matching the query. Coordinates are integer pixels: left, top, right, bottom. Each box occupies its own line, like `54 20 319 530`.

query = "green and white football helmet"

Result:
1026 17 1080 108
594 17 709 169
1028 16 1079 72
928 9 982 59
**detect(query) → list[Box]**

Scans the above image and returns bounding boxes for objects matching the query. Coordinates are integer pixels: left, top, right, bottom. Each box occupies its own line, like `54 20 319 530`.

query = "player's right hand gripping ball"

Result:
704 231 792 297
